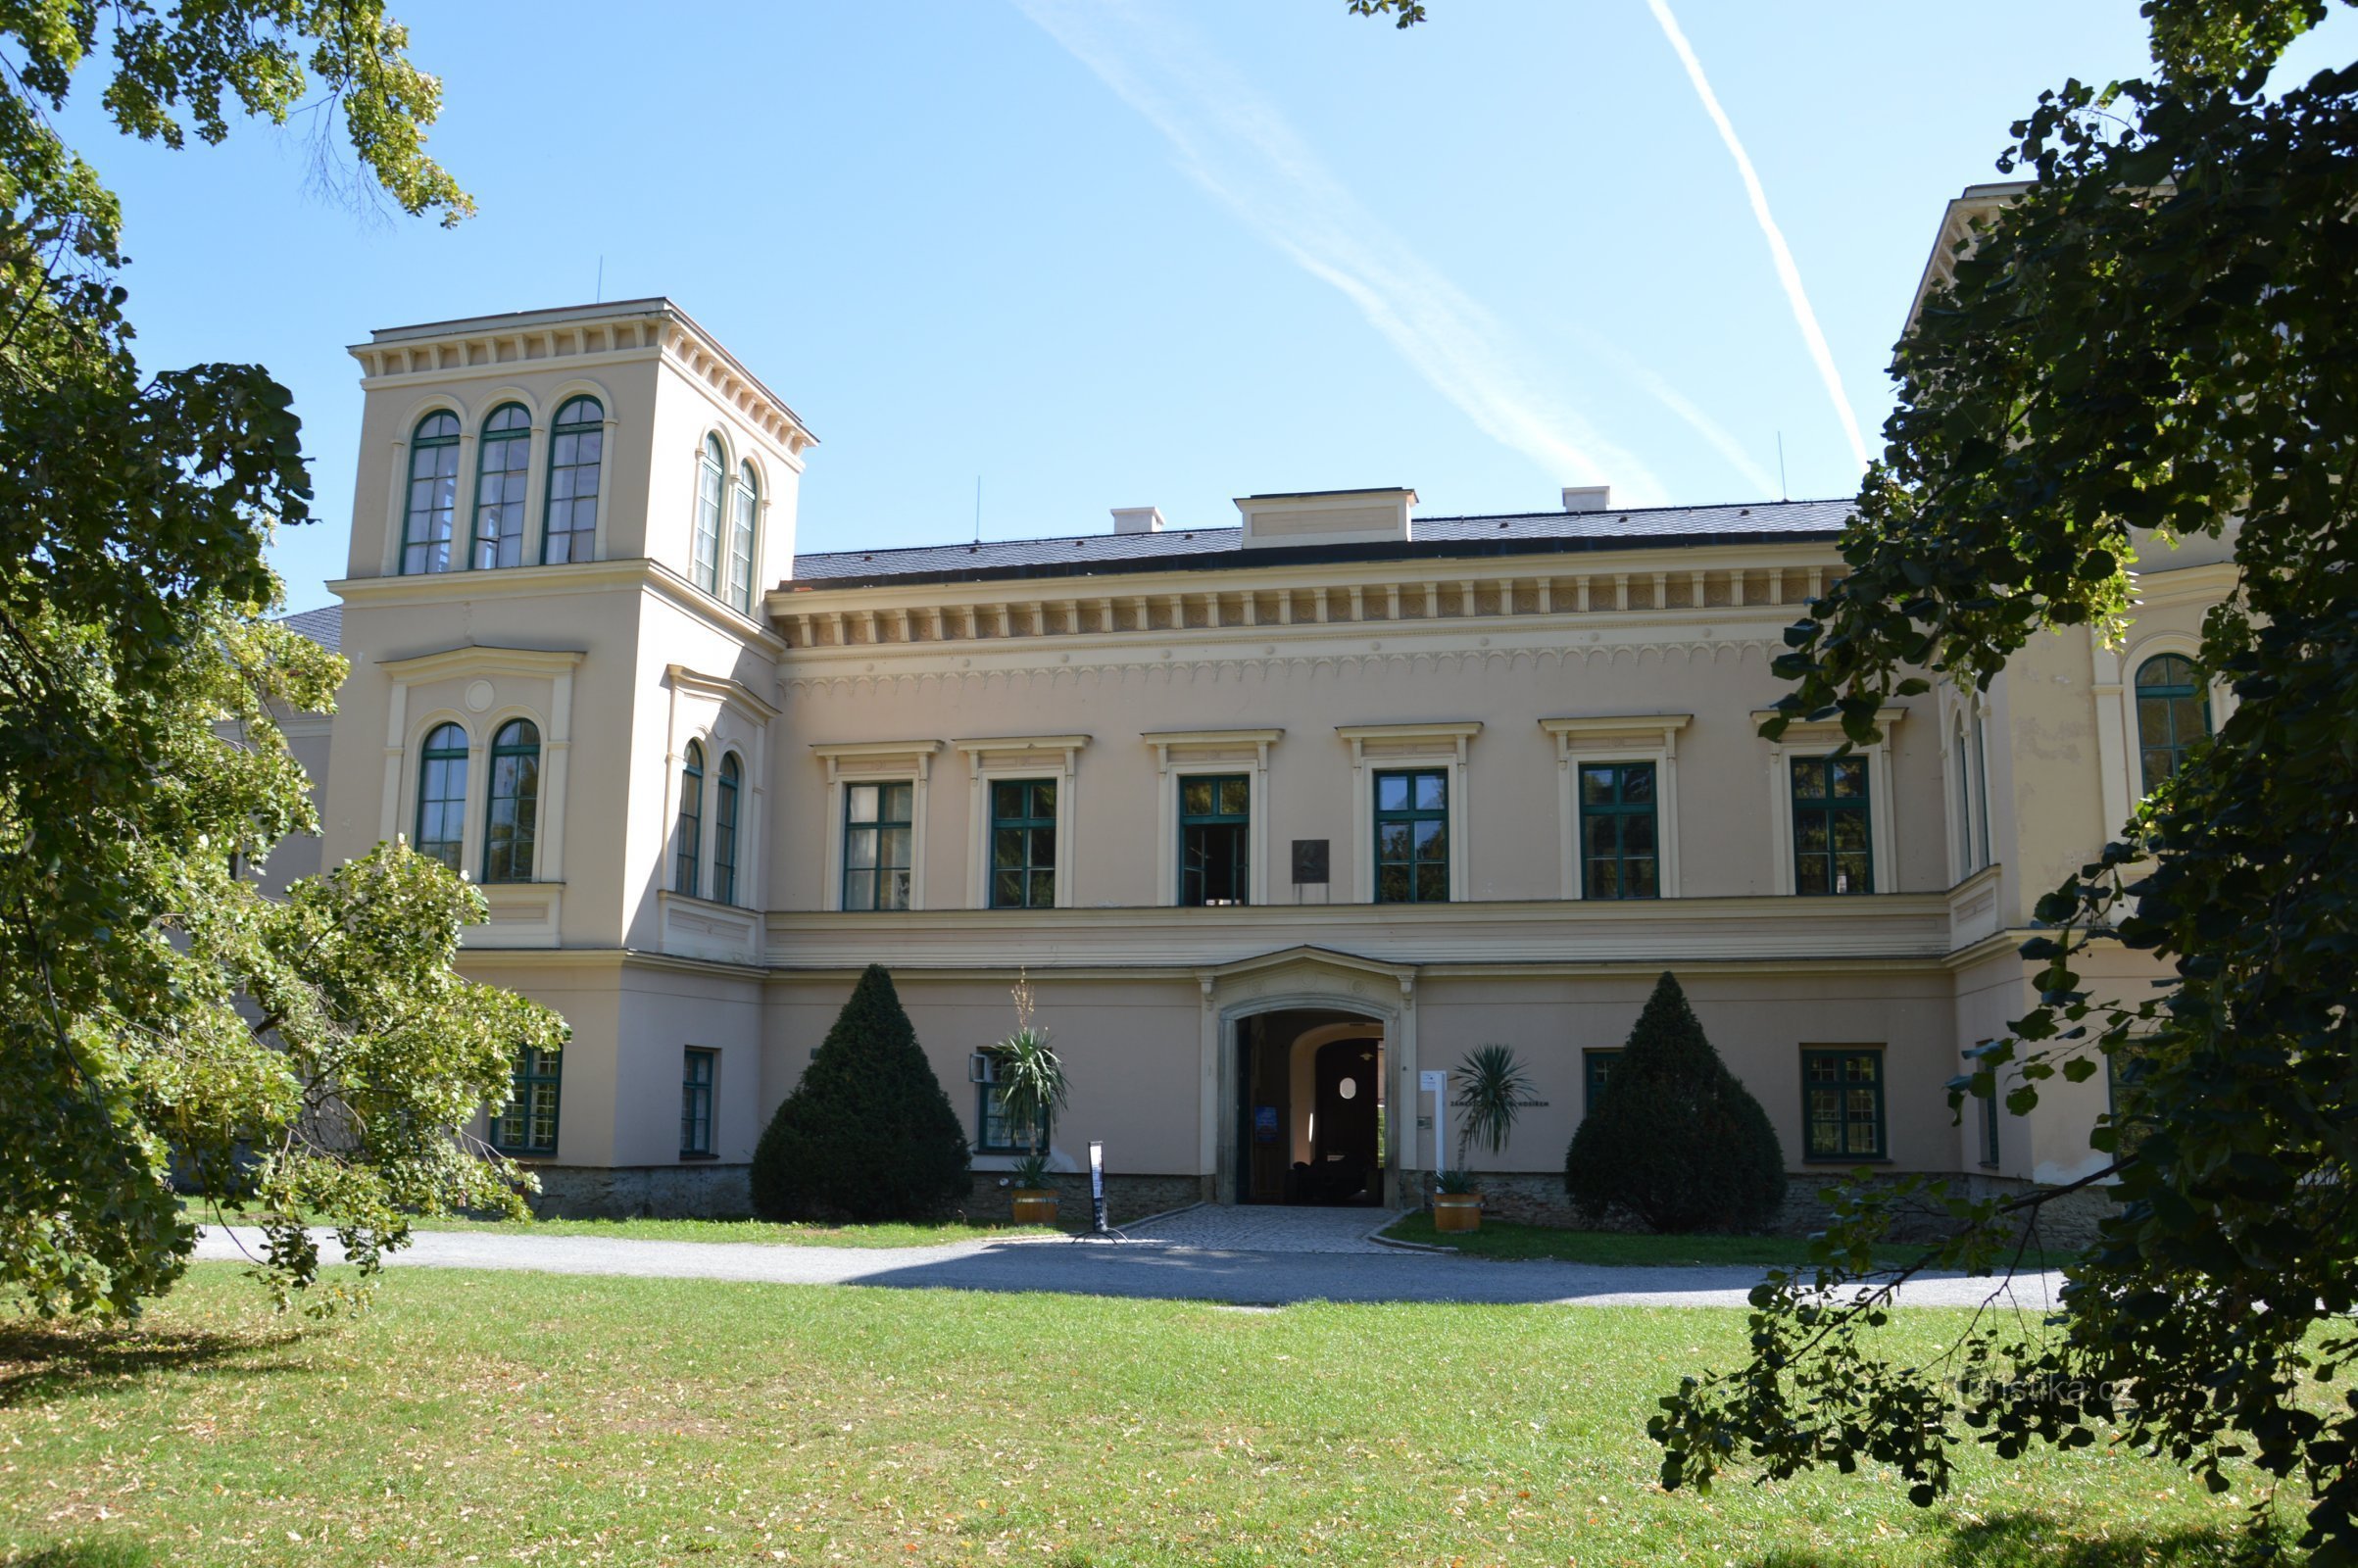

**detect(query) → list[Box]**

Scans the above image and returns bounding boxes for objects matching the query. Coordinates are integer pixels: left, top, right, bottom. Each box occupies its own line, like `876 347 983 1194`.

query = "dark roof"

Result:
276 605 344 653
785 497 1854 591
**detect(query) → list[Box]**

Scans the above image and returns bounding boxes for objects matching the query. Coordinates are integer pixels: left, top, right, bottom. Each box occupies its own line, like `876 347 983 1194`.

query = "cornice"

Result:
1751 705 1911 732
2128 559 2240 612
1335 720 1483 744
332 559 789 659
1141 727 1286 747
379 643 586 681
951 733 1092 755
809 739 943 760
1540 713 1692 739
666 663 780 724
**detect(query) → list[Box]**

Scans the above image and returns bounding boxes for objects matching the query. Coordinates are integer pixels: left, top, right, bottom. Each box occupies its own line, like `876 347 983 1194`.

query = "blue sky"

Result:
69 1 2358 612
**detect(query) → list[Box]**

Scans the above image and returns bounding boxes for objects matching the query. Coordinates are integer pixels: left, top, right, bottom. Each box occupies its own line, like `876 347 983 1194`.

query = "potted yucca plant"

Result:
1434 1043 1533 1233
986 975 1069 1227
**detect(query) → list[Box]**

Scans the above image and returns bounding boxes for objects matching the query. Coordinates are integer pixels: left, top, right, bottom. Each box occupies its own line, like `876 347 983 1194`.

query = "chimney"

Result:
1110 506 1165 535
1561 484 1610 513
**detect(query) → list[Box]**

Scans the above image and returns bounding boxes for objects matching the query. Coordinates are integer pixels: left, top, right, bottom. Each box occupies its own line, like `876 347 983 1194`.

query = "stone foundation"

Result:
1440 1168 2119 1250
962 1172 1209 1229
528 1162 753 1219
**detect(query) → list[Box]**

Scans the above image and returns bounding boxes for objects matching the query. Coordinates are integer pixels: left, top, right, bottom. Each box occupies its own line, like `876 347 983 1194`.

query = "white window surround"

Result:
378 380 616 576
1753 706 1906 897
661 663 777 912
1144 728 1283 907
812 740 941 912
1539 714 1691 900
2089 632 2235 840
955 734 1091 910
1337 721 1481 905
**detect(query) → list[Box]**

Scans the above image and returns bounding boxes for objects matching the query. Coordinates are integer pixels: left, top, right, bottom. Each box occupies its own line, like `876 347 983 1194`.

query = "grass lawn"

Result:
0 1264 2276 1567
187 1202 1058 1250
1381 1212 2076 1272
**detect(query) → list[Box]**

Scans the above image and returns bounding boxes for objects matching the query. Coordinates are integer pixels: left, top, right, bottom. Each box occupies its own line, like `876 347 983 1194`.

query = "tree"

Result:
1641 2 2358 1555
0 5 566 1318
750 966 972 1223
1563 972 1785 1233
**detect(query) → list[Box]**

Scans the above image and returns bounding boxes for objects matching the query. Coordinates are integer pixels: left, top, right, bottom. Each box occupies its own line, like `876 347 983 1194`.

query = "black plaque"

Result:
1292 839 1330 885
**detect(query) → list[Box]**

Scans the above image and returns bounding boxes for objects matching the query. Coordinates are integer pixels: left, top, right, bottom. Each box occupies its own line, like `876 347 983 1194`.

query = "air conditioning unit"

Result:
968 1053 1000 1085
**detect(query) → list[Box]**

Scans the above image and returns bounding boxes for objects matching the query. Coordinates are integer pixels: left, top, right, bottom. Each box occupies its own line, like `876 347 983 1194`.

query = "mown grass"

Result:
1381 1211 2077 1271
188 1200 1057 1250
0 1263 2280 1567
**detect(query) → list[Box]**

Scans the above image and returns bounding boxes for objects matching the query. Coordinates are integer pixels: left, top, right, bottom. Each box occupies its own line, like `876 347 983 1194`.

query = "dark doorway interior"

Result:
1236 1008 1386 1206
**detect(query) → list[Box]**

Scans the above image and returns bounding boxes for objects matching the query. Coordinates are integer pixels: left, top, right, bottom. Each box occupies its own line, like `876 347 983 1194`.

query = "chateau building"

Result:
270 184 2231 1223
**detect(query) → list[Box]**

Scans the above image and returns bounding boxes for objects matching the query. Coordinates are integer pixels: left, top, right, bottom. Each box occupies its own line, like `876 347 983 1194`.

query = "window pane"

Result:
845 829 877 870
1625 858 1658 898
1832 812 1870 852
1378 864 1408 903
1377 822 1411 862
1584 815 1619 857
1792 758 1826 797
1412 819 1446 862
1027 827 1056 870
1796 858 1830 896
992 781 1023 819
1622 815 1656 855
1587 858 1620 900
879 827 910 870
1580 764 1615 806
881 783 912 821
1180 778 1212 816
844 868 874 910
994 868 1024 906
1376 774 1409 812
1029 870 1056 906
1794 812 1829 854
1621 763 1655 804
848 784 878 824
1414 773 1446 811
1216 778 1251 815
1415 863 1448 903
993 828 1024 869
1831 758 1868 798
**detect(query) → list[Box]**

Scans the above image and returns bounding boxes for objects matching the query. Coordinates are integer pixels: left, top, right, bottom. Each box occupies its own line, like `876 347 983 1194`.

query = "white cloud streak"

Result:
1013 0 1676 503
1645 0 1869 472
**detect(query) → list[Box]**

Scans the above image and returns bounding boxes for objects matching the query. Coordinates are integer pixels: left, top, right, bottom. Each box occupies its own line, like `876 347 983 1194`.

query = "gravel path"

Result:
192 1225 2066 1310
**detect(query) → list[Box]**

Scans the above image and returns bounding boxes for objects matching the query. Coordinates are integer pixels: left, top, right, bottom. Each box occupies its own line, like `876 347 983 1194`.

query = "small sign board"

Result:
1291 839 1330 884
1418 1069 1448 1093
1253 1104 1280 1144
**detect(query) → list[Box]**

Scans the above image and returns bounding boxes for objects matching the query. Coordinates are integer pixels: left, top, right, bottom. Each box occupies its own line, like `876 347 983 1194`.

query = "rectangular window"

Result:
1792 755 1874 895
1802 1048 1886 1160
990 778 1057 909
681 1048 715 1157
492 1047 562 1157
842 781 913 911
1579 761 1659 899
1583 1048 1622 1114
1179 773 1251 906
1374 768 1449 904
977 1081 1047 1155
1971 1040 2000 1167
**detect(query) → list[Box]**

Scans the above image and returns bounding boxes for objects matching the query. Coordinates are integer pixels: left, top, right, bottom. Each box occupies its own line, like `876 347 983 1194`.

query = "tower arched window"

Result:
692 436 725 596
482 718 542 883
399 412 463 575
675 740 706 897
713 753 743 906
728 463 759 613
415 722 468 872
470 404 532 569
541 396 604 564
2136 655 2212 793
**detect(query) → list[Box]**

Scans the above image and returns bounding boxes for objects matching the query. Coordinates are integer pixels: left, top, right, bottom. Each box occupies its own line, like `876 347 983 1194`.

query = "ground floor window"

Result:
1973 1041 2000 1167
1583 1048 1622 1113
1802 1047 1885 1160
978 1080 1047 1155
493 1047 562 1157
681 1048 715 1157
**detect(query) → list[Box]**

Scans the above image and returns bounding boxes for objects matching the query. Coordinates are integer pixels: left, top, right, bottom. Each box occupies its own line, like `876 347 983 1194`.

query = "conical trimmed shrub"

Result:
1564 971 1787 1233
751 964 971 1222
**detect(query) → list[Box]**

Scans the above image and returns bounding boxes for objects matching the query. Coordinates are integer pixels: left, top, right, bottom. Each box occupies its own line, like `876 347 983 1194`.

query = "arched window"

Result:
541 396 604 564
727 463 759 612
2136 654 2212 792
415 722 468 872
692 436 725 595
713 753 742 906
468 404 532 568
482 718 541 883
399 412 462 575
674 740 706 897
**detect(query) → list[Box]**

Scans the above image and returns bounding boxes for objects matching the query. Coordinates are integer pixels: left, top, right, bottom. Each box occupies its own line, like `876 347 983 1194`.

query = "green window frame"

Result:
674 741 705 898
842 781 913 911
492 1047 562 1157
977 1081 1046 1155
1976 1042 2001 1167
1802 1048 1886 1161
1578 761 1659 899
398 411 462 575
990 778 1058 909
692 434 725 595
712 753 741 906
414 721 468 873
1373 768 1449 904
1791 755 1873 895
481 717 540 883
2135 655 2212 793
727 463 759 613
468 403 532 569
1179 773 1251 906
1583 1048 1622 1114
540 395 603 564
680 1048 716 1157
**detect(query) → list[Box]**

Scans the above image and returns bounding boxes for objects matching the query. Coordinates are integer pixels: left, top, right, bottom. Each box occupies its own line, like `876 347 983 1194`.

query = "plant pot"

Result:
1431 1193 1482 1233
1010 1189 1059 1226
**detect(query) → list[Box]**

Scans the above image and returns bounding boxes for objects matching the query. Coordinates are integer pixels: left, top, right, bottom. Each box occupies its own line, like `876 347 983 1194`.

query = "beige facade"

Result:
279 197 2228 1221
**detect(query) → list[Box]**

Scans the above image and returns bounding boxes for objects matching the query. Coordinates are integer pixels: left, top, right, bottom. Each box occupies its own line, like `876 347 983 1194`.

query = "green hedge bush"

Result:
1563 970 1787 1233
751 964 971 1222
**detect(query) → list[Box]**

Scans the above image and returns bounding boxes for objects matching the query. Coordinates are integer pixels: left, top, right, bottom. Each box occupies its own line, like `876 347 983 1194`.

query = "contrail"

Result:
1013 0 1674 503
1646 0 1869 471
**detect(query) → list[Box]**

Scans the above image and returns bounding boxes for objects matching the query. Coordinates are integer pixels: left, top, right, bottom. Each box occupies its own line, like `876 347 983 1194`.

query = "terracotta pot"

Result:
1431 1193 1482 1233
1010 1189 1059 1226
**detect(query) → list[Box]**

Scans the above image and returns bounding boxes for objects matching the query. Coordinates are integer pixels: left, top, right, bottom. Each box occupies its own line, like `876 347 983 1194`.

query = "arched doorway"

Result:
1234 1009 1388 1206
